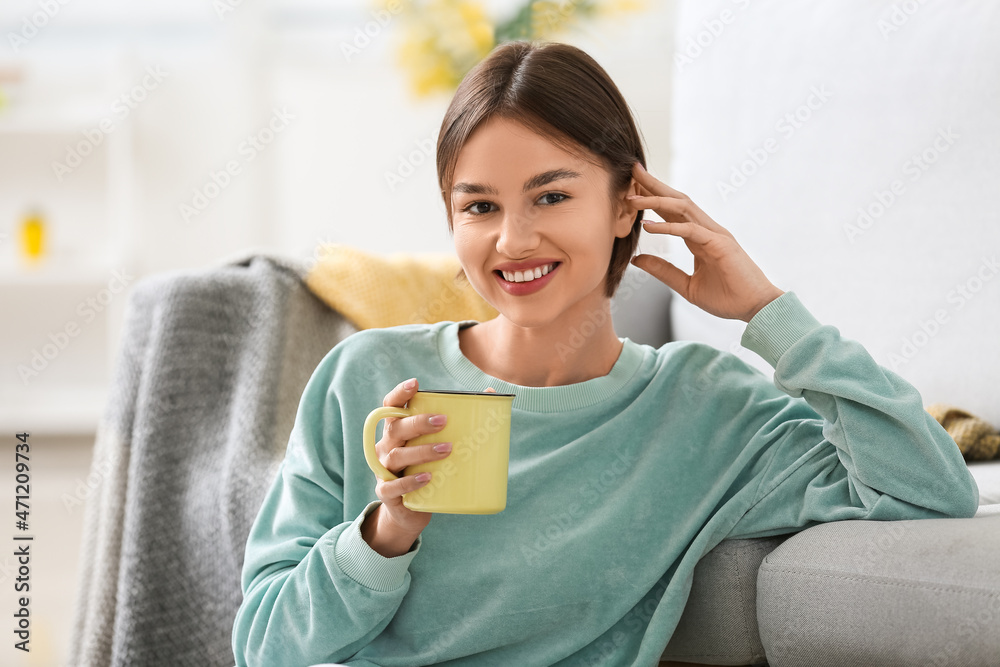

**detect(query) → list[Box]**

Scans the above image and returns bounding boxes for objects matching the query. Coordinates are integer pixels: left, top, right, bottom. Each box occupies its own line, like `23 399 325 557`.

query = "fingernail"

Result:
433 442 452 453
415 472 431 483
404 378 416 389
429 414 447 426
636 162 646 171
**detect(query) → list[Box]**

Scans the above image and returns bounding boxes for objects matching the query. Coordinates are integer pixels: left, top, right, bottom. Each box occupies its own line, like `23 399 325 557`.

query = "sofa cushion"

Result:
611 263 674 349
756 510 1000 666
661 537 787 665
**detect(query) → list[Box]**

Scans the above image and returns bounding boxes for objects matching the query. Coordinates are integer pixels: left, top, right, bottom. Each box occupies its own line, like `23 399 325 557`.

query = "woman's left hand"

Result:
626 161 785 323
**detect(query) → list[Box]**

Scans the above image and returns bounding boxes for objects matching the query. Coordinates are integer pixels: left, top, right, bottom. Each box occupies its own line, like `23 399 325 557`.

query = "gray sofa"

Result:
69 250 1000 667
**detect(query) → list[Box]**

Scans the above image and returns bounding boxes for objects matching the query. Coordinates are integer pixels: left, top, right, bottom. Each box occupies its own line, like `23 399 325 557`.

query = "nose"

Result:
495 210 540 258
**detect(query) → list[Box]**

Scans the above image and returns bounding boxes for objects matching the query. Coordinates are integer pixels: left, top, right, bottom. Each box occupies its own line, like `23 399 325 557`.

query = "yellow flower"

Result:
393 0 496 97
390 0 650 98
531 1 578 39
593 0 650 18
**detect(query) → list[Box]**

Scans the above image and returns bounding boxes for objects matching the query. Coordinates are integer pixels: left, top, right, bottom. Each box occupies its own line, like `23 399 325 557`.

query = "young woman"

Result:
232 40 978 667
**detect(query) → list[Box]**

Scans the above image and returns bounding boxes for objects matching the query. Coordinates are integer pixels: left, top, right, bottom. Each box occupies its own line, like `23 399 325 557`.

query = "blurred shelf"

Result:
1 58 136 442
0 263 126 286
0 105 113 134
0 386 107 436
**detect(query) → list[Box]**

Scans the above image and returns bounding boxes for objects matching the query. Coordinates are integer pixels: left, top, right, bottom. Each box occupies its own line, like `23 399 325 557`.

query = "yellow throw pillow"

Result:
304 243 498 330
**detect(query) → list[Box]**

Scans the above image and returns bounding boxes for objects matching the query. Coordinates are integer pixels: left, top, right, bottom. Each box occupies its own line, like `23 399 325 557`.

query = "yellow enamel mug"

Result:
363 390 515 514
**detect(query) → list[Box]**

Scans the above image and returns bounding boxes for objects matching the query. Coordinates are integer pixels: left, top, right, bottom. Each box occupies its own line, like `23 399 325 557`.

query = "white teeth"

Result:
502 263 555 283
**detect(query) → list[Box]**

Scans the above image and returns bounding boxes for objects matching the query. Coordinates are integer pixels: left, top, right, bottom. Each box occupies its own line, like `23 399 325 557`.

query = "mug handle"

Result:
363 406 412 482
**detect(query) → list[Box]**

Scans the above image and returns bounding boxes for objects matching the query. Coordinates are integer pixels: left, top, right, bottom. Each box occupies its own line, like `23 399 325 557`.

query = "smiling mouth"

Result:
495 262 560 283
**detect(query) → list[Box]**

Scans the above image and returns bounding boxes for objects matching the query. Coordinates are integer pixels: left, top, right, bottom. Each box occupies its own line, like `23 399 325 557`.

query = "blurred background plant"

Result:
379 0 649 98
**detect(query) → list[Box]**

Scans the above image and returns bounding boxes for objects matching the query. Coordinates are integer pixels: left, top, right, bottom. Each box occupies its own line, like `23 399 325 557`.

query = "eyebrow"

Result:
451 168 583 196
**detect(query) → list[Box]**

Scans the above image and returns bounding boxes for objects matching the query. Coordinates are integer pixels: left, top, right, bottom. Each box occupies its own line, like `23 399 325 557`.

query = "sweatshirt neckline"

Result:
436 320 644 413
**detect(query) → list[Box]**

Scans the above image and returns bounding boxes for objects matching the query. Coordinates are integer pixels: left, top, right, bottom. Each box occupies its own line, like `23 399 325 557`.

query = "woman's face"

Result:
450 116 635 329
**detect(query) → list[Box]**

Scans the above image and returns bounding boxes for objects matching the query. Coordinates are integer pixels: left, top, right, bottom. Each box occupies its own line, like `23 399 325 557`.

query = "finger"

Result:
376 471 432 503
627 194 689 224
383 377 419 408
382 411 447 448
639 219 715 245
630 254 691 298
631 194 732 238
631 162 688 200
627 191 686 222
382 441 451 475
484 387 496 393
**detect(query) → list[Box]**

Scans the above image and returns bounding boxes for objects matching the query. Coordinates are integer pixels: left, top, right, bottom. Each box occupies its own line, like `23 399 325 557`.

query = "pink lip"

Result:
493 263 560 296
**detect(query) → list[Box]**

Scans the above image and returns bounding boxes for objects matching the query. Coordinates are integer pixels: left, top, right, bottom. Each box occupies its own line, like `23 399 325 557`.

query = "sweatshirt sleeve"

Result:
232 344 423 667
726 291 980 541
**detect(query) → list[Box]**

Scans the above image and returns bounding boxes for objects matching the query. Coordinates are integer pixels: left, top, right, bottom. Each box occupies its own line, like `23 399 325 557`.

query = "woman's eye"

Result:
460 193 567 216
462 201 495 216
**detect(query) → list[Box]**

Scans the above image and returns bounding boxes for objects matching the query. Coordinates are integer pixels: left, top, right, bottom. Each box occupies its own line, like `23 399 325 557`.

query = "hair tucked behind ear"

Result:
437 39 647 298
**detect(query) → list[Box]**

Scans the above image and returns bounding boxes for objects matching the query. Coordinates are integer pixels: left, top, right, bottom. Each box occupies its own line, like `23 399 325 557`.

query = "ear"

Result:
613 179 642 239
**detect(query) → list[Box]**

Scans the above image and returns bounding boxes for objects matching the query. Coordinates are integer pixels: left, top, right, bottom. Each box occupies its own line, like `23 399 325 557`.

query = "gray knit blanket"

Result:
69 252 358 667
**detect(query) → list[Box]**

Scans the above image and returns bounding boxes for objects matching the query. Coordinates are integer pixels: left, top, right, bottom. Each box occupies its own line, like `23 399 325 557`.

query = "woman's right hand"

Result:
361 378 452 556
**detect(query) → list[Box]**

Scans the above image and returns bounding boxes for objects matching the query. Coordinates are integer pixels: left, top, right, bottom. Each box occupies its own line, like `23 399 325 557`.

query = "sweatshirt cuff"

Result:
334 500 422 592
740 291 823 368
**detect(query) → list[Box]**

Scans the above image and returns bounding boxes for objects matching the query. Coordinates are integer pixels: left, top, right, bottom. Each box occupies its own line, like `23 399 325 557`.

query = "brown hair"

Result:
437 39 647 299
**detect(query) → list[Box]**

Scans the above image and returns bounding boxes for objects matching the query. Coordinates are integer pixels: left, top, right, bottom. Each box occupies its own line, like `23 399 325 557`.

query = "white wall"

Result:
668 0 1000 425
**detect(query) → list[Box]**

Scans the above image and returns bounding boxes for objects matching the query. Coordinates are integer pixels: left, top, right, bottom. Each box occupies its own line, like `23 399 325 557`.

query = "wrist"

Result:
744 287 785 323
361 505 420 558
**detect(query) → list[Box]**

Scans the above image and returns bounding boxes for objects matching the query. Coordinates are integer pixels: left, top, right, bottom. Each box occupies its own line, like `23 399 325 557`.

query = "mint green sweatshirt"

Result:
232 291 979 667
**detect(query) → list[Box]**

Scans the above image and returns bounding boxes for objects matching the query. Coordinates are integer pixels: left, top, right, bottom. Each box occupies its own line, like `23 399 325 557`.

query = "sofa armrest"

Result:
757 513 1000 666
